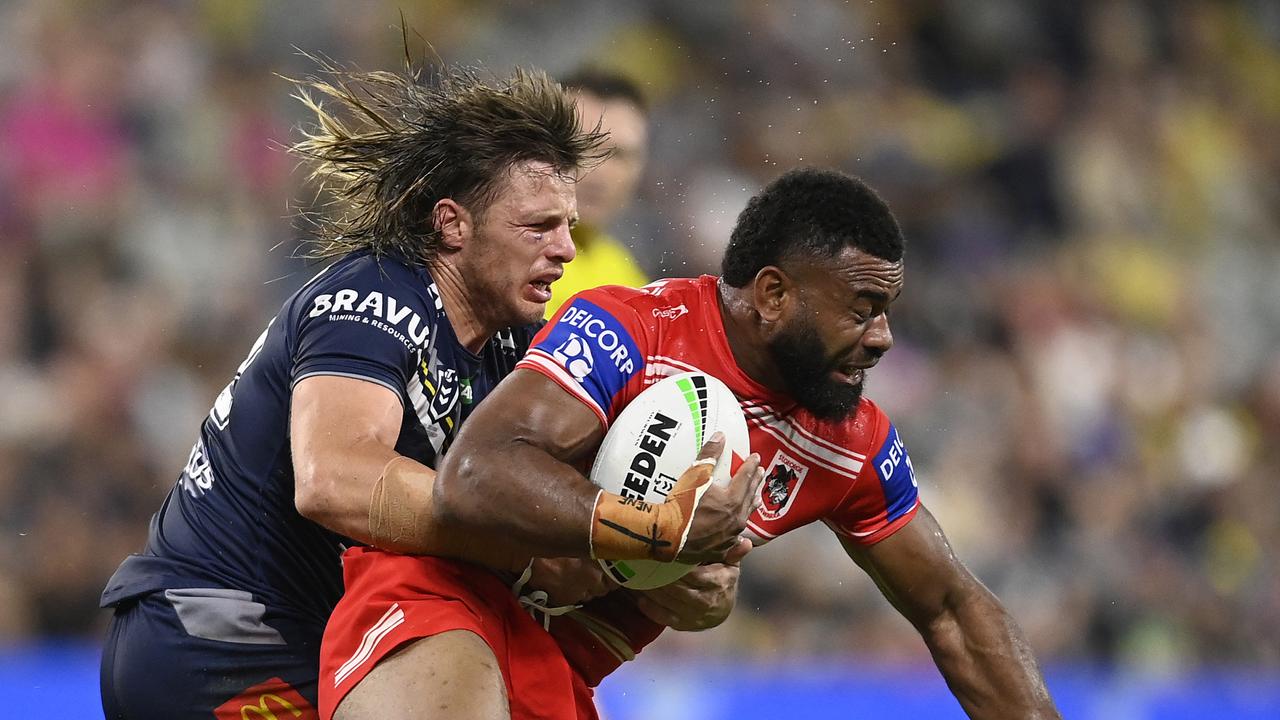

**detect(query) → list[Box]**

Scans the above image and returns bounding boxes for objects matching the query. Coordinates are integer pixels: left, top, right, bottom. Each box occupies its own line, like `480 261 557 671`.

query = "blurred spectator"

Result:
545 68 651 318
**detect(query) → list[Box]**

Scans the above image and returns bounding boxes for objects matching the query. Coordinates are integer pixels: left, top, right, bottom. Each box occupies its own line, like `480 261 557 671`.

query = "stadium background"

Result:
1 0 1278 717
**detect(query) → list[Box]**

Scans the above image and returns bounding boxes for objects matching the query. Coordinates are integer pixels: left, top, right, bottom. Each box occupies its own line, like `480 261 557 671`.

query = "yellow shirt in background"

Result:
546 225 649 319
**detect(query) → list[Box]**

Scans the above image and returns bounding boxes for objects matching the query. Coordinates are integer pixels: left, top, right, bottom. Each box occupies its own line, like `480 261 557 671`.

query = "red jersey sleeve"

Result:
823 400 920 545
516 287 652 430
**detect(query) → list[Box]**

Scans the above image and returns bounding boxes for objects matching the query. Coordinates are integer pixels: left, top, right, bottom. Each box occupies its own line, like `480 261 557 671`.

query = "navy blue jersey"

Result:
101 252 539 625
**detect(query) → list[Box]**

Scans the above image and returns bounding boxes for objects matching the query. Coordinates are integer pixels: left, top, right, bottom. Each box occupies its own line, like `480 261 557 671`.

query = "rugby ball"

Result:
590 371 750 589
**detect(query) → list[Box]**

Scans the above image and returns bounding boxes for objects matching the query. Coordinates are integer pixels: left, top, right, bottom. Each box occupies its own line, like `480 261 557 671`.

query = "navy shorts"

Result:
100 589 322 719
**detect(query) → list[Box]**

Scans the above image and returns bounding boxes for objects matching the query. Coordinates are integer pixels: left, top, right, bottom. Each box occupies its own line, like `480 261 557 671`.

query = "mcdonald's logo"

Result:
214 677 316 720
239 692 302 720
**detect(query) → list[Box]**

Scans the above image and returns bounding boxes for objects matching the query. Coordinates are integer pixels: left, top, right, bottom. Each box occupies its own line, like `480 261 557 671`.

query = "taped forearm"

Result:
367 456 432 552
589 457 715 561
368 456 529 570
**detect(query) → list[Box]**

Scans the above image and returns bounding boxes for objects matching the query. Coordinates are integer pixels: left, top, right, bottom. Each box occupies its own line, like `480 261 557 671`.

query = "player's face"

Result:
573 92 648 228
768 247 902 419
464 161 579 327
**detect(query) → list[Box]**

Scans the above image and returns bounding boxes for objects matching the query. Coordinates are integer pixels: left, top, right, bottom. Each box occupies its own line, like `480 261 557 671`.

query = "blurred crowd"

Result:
1 0 1277 674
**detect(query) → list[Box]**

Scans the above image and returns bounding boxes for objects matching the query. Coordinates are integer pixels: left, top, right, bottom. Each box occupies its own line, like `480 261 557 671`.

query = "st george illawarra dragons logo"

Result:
758 450 809 521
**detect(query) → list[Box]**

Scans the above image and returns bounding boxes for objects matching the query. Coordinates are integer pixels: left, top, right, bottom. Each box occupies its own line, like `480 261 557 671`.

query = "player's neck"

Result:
428 259 492 353
717 280 787 392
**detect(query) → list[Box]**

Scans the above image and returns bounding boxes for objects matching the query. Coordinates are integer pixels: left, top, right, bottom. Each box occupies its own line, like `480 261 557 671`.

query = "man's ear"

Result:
752 265 794 325
433 198 471 252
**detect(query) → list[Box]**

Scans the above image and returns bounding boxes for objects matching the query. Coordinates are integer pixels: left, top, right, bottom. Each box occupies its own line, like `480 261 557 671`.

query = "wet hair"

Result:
289 57 608 265
560 68 647 113
721 168 905 287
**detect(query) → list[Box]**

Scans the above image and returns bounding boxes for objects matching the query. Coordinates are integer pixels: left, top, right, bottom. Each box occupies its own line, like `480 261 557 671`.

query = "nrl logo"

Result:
426 367 460 422
651 304 689 321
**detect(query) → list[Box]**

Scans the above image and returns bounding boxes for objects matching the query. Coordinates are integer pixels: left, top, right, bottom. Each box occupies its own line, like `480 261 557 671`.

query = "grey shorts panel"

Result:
163 588 288 646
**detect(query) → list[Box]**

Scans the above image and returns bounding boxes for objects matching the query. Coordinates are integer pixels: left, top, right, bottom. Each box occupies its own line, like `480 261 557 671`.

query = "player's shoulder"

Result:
852 395 891 432
842 397 913 486
292 251 435 309
286 251 442 346
562 276 705 319
563 282 646 309
303 251 429 293
852 396 894 445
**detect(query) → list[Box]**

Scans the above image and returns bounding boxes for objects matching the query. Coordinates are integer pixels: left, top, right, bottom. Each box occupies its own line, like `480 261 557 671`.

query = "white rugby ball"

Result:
590 371 750 589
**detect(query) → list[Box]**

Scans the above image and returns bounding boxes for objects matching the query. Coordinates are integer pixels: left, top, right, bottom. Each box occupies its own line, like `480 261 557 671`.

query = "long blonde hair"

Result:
289 56 607 265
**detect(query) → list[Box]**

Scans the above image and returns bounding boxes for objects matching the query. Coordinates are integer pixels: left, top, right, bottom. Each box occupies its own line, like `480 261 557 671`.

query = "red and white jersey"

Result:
516 276 920 685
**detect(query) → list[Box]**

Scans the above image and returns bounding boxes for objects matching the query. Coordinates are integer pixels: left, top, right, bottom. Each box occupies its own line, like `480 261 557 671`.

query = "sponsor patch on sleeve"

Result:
306 287 433 350
873 423 919 523
527 297 643 414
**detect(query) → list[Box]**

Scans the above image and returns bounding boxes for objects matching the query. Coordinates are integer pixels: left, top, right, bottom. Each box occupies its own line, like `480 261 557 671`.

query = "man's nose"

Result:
862 313 893 356
547 223 577 264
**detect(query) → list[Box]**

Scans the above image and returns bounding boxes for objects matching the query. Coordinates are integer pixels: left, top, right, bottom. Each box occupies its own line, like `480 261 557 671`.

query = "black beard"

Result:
766 314 864 420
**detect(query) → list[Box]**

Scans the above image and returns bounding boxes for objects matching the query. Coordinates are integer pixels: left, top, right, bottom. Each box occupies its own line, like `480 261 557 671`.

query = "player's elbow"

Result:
293 459 340 528
432 450 488 531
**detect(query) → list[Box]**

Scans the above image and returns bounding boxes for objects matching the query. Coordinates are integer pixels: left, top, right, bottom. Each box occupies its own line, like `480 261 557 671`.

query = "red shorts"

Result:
318 548 597 720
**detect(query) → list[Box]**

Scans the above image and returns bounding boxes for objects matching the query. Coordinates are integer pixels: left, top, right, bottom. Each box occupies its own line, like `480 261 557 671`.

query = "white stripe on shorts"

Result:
333 603 405 687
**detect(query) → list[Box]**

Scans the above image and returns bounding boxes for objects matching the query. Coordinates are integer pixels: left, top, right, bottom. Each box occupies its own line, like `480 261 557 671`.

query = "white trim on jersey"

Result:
742 402 868 463
405 375 452 454
405 371 432 426
292 371 406 409
642 360 706 385
296 260 337 293
745 519 778 540
334 603 405 687
519 350 610 429
744 405 867 470
823 517 878 539
404 366 445 424
646 354 702 374
748 416 863 481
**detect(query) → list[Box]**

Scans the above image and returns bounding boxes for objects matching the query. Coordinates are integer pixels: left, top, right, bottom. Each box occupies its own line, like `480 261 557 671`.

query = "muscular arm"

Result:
437 369 763 563
841 505 1060 719
290 375 406 545
292 368 759 567
434 369 607 558
289 373 588 570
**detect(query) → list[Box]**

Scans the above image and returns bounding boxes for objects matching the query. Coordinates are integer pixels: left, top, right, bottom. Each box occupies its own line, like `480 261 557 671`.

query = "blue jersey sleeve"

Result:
291 258 437 401
871 422 919 524
825 403 920 545
517 291 646 427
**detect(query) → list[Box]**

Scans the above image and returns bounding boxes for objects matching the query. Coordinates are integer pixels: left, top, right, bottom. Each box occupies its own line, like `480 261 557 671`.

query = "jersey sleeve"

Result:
823 404 920 545
291 274 435 403
516 288 648 429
